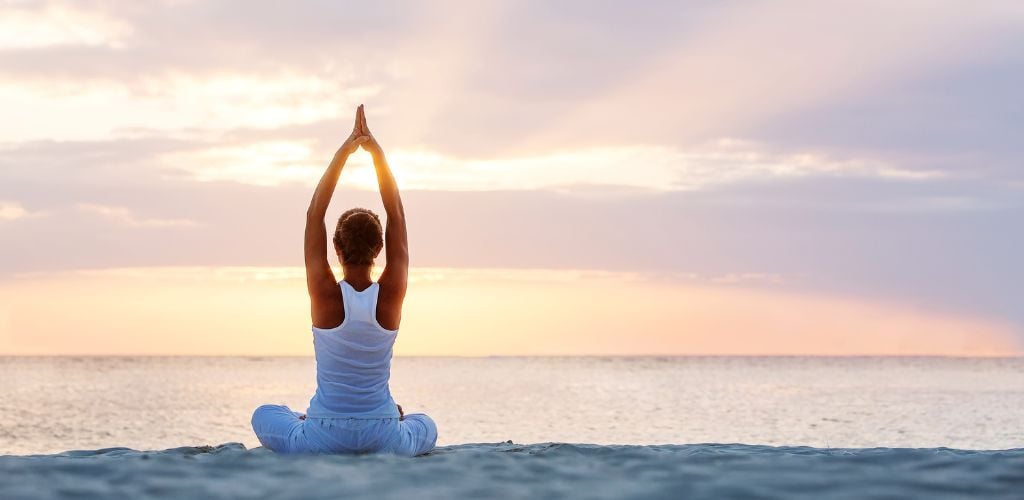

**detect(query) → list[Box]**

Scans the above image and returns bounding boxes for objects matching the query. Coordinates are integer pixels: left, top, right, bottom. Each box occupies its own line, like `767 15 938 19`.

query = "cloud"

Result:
0 0 1017 202
853 196 1012 214
0 73 379 143
505 1 1024 153
164 138 942 191
747 36 1024 185
76 203 197 227
0 201 42 221
0 3 133 50
708 273 785 286
1 0 1020 167
159 140 324 187
1 172 1020 337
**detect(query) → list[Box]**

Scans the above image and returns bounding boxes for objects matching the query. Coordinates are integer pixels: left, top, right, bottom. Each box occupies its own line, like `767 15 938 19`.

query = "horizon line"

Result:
2 354 1021 360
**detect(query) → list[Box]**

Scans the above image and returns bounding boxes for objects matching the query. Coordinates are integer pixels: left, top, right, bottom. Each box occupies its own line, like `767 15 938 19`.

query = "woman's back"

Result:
307 280 400 419
251 104 435 456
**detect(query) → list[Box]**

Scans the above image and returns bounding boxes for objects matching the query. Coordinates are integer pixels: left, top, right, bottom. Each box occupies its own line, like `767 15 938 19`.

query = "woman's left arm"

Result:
304 106 368 328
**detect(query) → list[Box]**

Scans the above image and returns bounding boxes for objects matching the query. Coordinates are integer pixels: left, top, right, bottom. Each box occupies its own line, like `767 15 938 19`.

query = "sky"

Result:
0 0 1022 356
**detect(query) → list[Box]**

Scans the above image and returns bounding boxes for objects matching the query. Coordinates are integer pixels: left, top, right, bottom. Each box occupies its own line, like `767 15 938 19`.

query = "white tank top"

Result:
306 281 400 419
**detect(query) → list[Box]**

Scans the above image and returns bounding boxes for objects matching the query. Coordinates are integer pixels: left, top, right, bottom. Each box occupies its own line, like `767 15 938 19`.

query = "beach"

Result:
2 356 1022 498
3 442 1023 499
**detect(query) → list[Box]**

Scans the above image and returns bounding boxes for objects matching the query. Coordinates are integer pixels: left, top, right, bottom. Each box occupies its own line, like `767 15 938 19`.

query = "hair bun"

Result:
334 208 384 266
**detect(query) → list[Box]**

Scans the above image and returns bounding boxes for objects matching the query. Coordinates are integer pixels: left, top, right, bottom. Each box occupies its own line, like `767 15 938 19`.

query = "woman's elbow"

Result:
306 206 325 221
389 244 410 265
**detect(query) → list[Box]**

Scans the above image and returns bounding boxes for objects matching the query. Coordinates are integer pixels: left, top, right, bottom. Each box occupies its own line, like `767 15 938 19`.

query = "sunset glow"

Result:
1 1 1022 357
0 268 1016 357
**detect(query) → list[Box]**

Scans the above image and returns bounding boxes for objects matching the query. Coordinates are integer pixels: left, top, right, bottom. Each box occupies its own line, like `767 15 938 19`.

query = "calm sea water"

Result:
2 356 1022 455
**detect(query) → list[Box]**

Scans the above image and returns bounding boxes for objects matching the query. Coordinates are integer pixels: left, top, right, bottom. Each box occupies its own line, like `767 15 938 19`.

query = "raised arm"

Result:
305 106 368 329
359 108 409 310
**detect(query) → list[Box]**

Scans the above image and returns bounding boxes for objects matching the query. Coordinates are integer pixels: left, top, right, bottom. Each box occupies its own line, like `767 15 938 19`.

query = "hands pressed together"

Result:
338 104 383 158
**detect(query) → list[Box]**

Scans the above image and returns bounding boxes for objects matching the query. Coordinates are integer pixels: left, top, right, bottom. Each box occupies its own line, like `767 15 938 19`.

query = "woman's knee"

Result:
251 404 304 453
411 413 437 433
404 413 438 453
251 404 287 429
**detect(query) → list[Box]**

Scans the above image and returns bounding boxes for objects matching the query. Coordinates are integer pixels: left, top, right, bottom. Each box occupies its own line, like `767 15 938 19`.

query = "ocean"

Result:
2 356 1023 499
2 356 1022 454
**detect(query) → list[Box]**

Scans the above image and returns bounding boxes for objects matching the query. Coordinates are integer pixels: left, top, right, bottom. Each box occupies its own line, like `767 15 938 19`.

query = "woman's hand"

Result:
337 105 370 157
339 133 368 157
357 105 384 157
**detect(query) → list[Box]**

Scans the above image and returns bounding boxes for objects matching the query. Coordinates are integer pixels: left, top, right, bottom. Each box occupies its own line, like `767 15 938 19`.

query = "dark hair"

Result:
333 208 383 266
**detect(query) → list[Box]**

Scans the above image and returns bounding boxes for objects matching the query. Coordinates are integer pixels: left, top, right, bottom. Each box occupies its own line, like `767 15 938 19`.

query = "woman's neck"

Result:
342 265 373 290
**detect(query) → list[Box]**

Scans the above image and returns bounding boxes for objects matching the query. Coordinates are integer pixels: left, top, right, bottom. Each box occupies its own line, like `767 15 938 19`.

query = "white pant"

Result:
251 404 437 457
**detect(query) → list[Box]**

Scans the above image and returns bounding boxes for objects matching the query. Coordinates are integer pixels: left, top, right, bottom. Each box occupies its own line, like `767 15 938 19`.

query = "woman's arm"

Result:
305 106 368 328
359 109 409 324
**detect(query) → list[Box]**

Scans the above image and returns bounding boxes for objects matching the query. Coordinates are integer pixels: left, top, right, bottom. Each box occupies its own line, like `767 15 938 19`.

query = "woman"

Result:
251 105 437 456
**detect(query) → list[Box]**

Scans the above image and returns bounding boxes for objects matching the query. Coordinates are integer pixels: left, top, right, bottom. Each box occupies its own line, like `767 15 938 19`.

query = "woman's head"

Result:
334 208 383 266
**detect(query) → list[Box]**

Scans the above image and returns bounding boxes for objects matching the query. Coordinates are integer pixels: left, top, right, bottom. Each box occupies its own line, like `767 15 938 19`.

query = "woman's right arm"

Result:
359 109 408 329
369 147 408 285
